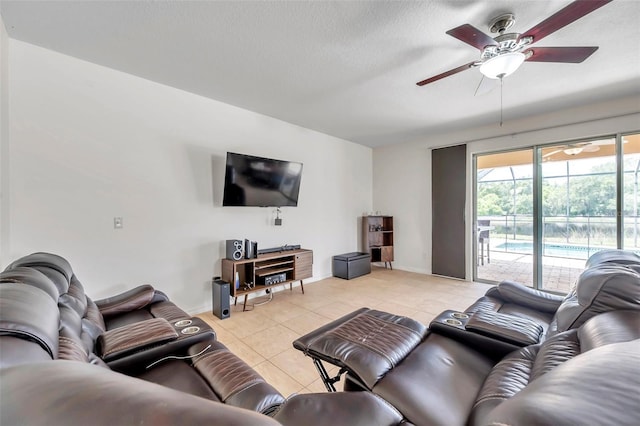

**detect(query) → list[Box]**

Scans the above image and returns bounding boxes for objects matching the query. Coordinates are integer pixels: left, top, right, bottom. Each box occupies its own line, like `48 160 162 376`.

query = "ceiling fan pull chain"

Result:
499 76 504 127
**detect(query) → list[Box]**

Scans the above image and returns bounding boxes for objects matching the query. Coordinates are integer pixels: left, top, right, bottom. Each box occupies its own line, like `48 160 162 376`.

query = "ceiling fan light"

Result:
563 147 583 155
479 52 526 79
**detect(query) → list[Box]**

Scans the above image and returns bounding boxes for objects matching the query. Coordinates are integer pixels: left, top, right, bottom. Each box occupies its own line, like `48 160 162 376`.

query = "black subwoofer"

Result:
212 279 230 319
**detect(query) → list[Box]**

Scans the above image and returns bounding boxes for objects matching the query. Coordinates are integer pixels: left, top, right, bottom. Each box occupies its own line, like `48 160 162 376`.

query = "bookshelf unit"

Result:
362 215 393 269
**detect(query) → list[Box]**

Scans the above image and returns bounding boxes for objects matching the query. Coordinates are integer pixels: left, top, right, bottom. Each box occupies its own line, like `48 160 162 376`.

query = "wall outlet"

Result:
114 217 123 229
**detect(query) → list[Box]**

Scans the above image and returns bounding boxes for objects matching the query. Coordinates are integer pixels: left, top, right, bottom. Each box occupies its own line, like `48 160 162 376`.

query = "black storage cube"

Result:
333 252 371 280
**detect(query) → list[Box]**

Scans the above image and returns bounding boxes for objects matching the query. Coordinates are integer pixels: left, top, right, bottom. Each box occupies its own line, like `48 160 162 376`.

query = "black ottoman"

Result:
332 252 371 280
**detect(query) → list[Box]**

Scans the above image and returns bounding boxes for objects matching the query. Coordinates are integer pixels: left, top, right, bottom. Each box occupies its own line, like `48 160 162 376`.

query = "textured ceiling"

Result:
1 0 639 147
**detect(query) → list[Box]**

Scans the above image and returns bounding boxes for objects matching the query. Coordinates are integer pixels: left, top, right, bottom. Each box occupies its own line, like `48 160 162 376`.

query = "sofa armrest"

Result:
104 317 216 374
189 340 285 415
274 392 405 426
466 310 544 346
494 280 564 313
95 285 161 317
97 318 178 362
0 361 280 426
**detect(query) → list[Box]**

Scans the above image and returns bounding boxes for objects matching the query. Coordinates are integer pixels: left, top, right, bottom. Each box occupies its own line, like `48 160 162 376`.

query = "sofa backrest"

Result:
2 253 106 365
550 264 640 336
484 339 640 426
469 310 640 425
0 277 59 368
584 248 640 269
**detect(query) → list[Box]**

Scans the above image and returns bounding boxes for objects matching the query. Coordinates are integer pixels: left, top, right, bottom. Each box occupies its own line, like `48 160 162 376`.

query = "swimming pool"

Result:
495 241 630 260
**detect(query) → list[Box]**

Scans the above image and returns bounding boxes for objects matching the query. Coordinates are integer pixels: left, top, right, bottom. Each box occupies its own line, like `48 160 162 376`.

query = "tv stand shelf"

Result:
255 266 293 277
221 248 313 311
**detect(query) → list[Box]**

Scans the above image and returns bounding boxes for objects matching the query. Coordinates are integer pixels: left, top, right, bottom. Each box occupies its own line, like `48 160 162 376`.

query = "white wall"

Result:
0 16 9 267
372 142 431 274
6 40 372 313
373 100 640 279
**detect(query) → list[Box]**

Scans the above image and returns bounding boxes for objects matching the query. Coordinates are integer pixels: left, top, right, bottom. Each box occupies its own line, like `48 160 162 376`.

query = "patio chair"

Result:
478 219 490 265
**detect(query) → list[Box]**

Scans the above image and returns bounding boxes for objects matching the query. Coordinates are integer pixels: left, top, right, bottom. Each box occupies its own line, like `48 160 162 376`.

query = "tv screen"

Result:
222 152 303 207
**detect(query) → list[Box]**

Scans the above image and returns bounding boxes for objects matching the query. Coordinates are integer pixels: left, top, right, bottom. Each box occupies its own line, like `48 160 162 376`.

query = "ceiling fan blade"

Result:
446 24 498 51
582 145 600 153
524 46 599 63
416 61 477 86
474 75 499 96
520 0 612 44
543 149 563 158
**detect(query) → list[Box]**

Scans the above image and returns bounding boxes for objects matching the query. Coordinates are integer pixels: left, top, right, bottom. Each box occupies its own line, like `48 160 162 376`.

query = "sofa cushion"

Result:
372 333 493 426
137 359 220 401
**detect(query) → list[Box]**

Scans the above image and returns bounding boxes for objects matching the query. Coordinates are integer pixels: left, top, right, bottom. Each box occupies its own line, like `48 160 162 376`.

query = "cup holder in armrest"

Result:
174 319 193 327
181 326 200 335
430 310 469 330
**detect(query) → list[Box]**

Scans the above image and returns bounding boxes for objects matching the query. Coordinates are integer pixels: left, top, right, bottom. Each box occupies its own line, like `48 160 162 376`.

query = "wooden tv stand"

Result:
221 249 312 311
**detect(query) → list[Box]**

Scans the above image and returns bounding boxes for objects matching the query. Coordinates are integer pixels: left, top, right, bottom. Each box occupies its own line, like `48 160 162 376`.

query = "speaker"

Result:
244 239 252 259
226 239 243 260
212 279 230 319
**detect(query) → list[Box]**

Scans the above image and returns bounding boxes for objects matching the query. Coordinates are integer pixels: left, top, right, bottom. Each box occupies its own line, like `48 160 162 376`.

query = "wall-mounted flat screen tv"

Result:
222 152 303 207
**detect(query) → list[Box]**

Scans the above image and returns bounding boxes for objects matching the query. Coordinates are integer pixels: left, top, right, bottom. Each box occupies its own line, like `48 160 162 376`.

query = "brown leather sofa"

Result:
294 307 640 425
0 253 407 425
3 251 640 425
0 253 286 415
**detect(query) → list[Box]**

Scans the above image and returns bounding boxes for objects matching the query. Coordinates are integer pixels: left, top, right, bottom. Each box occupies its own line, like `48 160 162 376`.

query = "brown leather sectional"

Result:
2 251 640 425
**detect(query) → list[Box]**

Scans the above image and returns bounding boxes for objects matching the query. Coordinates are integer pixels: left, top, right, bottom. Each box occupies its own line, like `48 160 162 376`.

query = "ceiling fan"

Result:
542 139 616 159
416 0 612 87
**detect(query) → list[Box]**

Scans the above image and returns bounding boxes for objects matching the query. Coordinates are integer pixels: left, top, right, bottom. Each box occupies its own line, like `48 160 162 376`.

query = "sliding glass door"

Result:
475 132 640 292
623 133 640 251
539 138 617 292
475 149 533 286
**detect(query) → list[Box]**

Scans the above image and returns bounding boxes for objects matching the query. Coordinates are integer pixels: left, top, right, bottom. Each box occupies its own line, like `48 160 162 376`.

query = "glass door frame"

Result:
473 132 634 291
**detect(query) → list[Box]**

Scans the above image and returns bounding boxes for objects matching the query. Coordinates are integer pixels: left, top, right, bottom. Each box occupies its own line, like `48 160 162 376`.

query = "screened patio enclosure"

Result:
474 132 640 293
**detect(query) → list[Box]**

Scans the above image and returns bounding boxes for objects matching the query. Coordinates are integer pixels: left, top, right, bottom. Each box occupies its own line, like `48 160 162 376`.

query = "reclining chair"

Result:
4 252 191 330
0 263 287 415
463 249 640 343
294 306 640 425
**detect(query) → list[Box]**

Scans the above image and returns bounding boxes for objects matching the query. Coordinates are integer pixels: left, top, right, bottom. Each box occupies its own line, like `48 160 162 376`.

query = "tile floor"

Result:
197 267 493 397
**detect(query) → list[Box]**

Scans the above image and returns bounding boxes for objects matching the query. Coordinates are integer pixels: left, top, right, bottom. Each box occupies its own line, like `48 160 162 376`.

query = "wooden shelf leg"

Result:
243 294 248 312
300 280 305 294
